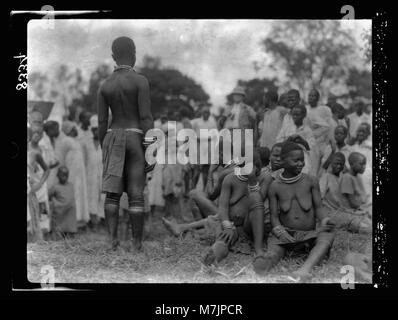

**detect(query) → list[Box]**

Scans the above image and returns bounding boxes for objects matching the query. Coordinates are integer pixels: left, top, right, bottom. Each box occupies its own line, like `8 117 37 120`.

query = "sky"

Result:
28 19 371 108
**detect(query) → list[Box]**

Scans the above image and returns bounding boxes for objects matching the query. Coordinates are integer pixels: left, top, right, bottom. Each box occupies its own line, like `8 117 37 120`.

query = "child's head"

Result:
57 165 69 184
43 120 60 139
356 122 371 143
334 125 348 144
332 103 346 120
348 152 366 175
280 141 305 176
258 146 270 168
79 111 92 128
112 36 136 66
291 104 307 126
330 152 345 176
270 143 283 171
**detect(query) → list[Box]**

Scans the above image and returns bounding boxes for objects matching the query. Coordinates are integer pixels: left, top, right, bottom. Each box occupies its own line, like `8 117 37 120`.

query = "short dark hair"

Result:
292 104 307 116
348 152 365 165
271 142 284 152
43 120 59 134
112 36 136 59
280 141 303 159
335 125 348 136
287 89 300 99
258 147 270 167
332 152 346 163
265 89 278 103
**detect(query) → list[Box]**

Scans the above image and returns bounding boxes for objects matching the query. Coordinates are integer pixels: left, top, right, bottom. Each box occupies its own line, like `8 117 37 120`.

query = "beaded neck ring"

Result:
236 174 248 182
278 171 303 184
114 65 134 72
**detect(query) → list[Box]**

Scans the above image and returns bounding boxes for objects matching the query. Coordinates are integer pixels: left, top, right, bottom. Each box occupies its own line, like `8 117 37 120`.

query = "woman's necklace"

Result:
114 65 134 72
278 171 303 184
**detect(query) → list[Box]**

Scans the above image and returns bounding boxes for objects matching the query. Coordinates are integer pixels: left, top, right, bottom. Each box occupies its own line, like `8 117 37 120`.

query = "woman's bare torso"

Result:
275 175 315 231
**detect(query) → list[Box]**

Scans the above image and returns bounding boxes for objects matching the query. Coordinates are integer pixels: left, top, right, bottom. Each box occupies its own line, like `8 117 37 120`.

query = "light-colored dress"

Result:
259 106 289 149
55 133 90 224
78 128 100 216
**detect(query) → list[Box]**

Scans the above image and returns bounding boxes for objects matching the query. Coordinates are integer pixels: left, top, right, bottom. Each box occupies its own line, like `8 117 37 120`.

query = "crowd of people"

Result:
27 36 372 282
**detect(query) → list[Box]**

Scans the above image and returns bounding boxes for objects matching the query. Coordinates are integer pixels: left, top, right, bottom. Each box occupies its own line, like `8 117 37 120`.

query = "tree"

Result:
80 64 112 113
138 55 210 117
226 78 278 109
260 21 359 95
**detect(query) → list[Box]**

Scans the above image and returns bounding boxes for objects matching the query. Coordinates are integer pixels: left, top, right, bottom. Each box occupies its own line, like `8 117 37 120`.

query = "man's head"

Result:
280 141 305 176
202 107 210 121
286 89 300 109
291 104 307 126
354 100 366 115
231 86 246 104
334 125 348 144
79 111 92 128
308 89 320 107
327 94 337 107
43 121 60 139
29 125 43 144
264 89 278 108
348 152 366 175
57 165 69 184
29 111 44 127
356 122 371 143
278 92 289 108
270 142 283 171
111 36 136 66
62 121 78 137
330 152 345 176
332 103 346 120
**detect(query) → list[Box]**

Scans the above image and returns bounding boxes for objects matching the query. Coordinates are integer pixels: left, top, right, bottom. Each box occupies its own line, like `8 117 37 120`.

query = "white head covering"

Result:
90 114 98 128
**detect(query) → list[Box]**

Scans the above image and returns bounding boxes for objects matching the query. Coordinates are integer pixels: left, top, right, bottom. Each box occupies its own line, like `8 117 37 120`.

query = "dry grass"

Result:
27 208 371 284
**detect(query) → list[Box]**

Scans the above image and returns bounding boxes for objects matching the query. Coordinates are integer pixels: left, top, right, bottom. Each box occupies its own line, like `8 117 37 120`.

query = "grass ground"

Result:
27 206 371 284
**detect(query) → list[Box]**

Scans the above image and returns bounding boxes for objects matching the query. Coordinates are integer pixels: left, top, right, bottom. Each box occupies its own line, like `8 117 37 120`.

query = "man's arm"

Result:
268 182 282 228
310 175 329 222
207 166 235 200
217 174 233 223
137 76 154 135
97 86 109 148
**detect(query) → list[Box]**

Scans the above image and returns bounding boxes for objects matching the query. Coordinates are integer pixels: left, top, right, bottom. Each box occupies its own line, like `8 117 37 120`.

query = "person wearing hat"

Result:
223 86 258 146
54 120 90 228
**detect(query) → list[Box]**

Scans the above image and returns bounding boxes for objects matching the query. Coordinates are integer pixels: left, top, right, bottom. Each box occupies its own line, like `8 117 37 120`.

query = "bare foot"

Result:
162 217 183 237
252 254 270 276
203 241 229 266
131 239 143 252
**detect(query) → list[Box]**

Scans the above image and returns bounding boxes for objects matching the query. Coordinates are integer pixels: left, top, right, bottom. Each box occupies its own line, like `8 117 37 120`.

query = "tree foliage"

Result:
261 21 358 93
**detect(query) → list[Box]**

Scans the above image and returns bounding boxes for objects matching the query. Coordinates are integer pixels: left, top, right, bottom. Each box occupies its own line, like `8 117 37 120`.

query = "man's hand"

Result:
218 228 236 246
272 225 295 243
320 217 335 232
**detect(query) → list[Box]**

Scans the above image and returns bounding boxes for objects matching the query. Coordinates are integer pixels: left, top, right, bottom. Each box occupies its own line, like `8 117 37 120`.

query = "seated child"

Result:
322 125 352 172
48 166 77 239
320 152 371 234
261 141 335 281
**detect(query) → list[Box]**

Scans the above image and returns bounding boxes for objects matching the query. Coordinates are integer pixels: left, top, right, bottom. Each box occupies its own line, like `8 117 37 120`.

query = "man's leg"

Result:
294 231 335 280
126 133 146 251
162 216 210 236
104 192 122 250
259 241 286 272
189 189 218 220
